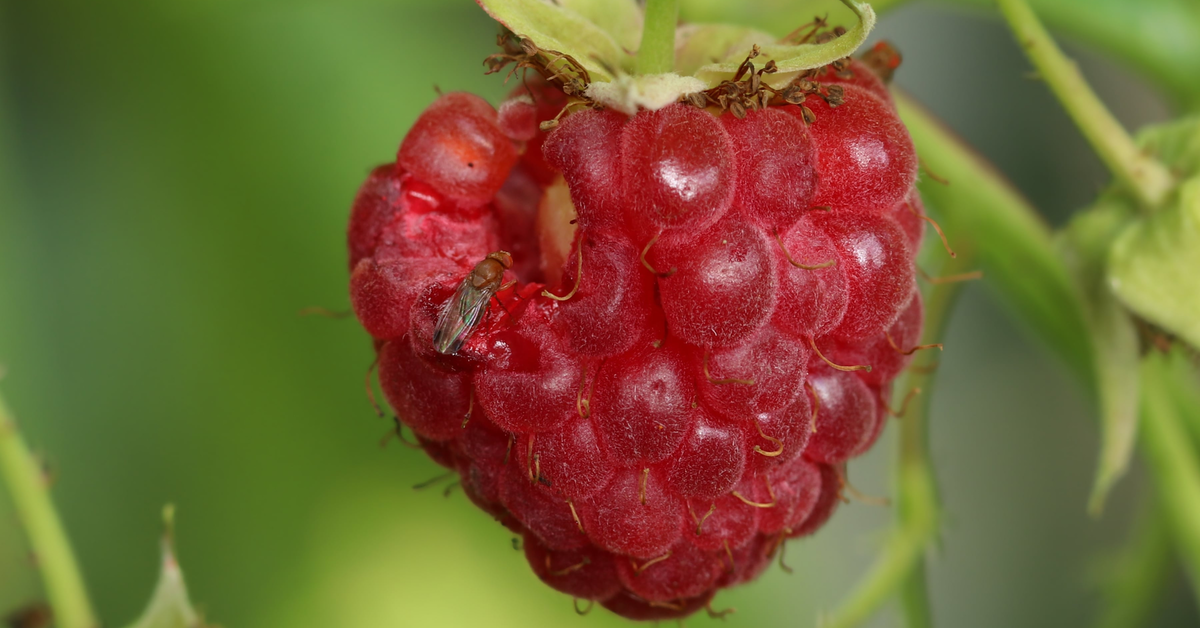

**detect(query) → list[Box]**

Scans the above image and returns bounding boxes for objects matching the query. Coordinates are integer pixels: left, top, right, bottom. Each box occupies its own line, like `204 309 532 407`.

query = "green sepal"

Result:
475 0 873 90
680 0 859 39
474 0 633 81
1058 198 1141 515
1108 175 1200 350
557 0 644 55
693 0 875 86
1139 115 1200 175
122 506 213 628
675 24 775 77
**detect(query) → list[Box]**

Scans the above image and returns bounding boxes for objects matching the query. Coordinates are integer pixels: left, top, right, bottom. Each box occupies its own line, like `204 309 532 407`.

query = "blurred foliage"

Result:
1 1 1199 627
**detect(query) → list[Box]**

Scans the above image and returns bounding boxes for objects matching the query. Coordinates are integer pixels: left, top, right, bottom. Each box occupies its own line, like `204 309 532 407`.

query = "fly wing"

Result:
432 278 494 355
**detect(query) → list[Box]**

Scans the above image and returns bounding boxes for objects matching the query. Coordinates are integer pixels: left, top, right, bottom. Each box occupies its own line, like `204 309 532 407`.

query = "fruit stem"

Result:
1138 351 1200 605
897 94 1094 385
635 0 678 75
899 558 934 628
0 391 99 628
822 247 971 628
996 0 1175 211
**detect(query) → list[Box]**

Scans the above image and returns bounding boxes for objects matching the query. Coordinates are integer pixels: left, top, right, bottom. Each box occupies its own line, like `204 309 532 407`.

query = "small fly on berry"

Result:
433 250 513 354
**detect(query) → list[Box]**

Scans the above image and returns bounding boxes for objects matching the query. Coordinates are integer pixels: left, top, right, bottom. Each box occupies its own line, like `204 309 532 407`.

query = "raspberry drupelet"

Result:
348 39 923 621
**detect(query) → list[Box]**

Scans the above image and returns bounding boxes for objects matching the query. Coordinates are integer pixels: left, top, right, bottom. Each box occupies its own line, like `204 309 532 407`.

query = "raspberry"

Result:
621 104 735 237
814 210 916 340
724 107 817 231
346 32 923 620
542 109 628 233
590 342 696 466
397 92 517 205
803 85 917 215
651 216 778 347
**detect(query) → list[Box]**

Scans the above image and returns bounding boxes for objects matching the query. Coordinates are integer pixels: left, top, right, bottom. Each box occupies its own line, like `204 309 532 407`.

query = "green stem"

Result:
1139 352 1200 605
635 0 678 75
1094 501 1171 628
900 561 934 628
995 0 1175 210
822 251 970 628
0 392 98 628
896 93 1094 384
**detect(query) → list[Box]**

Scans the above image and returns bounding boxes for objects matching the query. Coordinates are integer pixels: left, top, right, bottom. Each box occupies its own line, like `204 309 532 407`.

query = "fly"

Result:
433 250 513 355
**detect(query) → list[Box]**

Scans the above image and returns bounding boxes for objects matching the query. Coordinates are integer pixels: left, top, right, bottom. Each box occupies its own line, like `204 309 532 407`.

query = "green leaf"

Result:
1109 175 1200 350
123 506 212 628
474 0 631 80
557 0 643 54
693 0 875 86
896 93 1095 382
1059 198 1141 515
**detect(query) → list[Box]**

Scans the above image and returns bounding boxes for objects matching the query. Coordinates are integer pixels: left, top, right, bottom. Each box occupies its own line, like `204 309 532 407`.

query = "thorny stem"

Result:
0 391 98 628
635 0 678 75
1138 352 1200 606
995 0 1175 210
821 249 972 628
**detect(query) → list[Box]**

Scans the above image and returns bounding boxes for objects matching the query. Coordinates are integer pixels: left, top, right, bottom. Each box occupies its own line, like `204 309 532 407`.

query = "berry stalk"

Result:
899 561 934 628
896 93 1093 383
996 0 1175 211
635 0 678 75
0 391 98 628
822 249 970 628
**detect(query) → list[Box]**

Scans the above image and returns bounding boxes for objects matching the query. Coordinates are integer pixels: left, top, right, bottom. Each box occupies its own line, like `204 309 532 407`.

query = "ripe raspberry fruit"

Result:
347 10 926 619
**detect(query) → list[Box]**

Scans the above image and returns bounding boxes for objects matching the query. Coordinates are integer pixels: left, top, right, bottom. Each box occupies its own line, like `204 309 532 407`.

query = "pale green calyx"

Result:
474 0 876 112
1108 174 1200 349
1105 116 1200 351
585 73 709 115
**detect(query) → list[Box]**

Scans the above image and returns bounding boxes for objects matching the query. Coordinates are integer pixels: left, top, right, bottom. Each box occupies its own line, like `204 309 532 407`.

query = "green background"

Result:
0 1 1194 626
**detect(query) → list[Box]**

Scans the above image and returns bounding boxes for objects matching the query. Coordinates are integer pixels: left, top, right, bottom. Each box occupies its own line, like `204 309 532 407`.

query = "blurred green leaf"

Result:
1058 198 1140 515
474 0 631 80
897 93 1094 381
123 507 210 628
1109 175 1200 350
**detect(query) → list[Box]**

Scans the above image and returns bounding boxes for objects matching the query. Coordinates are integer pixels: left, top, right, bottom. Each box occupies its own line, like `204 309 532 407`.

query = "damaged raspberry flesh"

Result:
348 51 923 620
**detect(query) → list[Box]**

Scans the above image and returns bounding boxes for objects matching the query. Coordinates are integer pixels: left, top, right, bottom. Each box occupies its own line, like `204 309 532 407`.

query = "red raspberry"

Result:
346 42 923 620
803 85 917 215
